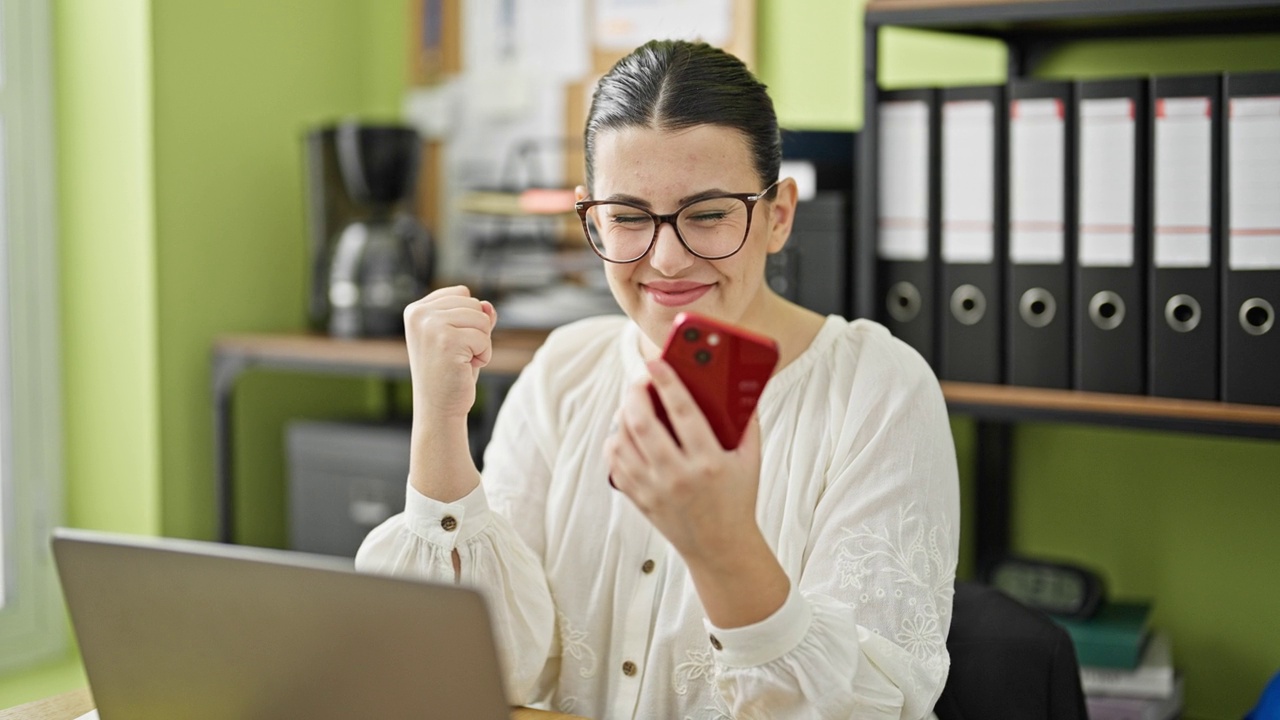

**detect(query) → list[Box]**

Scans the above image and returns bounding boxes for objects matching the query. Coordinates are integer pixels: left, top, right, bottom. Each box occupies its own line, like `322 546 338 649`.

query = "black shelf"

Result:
865 0 1280 39
941 382 1280 440
863 0 1280 79
854 0 1280 568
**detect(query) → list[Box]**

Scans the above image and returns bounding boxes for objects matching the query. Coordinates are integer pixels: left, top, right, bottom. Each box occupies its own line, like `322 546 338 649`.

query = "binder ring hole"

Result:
1240 298 1274 337
1165 294 1201 333
1088 291 1126 331
950 284 987 326
886 281 922 323
1018 288 1056 329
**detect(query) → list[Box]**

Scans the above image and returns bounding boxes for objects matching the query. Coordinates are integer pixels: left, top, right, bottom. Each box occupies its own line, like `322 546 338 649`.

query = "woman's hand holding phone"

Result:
606 358 766 564
608 358 791 628
606 313 780 568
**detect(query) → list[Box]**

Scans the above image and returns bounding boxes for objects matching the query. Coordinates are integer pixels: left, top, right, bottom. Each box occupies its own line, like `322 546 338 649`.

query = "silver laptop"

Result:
52 528 511 720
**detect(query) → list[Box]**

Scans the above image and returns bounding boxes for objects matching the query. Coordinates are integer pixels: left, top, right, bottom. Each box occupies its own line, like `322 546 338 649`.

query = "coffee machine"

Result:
303 122 433 337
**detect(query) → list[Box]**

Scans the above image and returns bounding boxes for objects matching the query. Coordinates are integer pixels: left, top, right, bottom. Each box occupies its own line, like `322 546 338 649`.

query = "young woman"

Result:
357 40 960 719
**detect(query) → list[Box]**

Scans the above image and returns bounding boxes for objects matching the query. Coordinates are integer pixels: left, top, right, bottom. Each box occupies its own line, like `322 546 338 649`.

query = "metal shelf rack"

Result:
853 0 1280 569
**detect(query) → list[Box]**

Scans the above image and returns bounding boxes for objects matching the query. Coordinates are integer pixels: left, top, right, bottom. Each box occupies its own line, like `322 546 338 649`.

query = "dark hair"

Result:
584 40 781 195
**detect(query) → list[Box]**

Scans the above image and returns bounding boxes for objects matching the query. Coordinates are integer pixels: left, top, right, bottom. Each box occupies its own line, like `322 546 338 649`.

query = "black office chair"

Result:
934 580 1089 720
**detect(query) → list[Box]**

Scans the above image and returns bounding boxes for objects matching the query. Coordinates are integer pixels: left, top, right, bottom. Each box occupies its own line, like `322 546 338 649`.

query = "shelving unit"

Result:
941 381 1280 440
855 0 1280 569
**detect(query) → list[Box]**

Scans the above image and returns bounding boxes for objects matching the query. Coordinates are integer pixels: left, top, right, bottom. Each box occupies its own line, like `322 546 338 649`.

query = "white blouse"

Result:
356 314 960 720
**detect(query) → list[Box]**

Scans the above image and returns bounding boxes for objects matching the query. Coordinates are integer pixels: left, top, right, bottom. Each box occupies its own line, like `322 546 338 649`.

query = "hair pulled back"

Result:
583 39 781 194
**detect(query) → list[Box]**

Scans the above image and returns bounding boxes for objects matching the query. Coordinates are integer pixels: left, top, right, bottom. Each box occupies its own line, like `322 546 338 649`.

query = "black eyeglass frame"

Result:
574 180 780 264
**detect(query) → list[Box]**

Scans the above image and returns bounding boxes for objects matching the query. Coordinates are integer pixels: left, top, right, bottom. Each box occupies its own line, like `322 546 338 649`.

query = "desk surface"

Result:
0 689 587 720
212 328 550 377
0 689 92 720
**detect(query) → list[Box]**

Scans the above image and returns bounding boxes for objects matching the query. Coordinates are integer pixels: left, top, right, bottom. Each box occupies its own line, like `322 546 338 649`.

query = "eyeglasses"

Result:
575 180 779 264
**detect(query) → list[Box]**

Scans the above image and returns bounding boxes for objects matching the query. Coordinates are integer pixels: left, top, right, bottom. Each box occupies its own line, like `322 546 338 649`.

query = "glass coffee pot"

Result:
325 123 432 338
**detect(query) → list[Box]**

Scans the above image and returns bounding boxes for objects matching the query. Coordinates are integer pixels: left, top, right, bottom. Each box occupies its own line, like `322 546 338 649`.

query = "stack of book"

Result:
1051 602 1183 720
1082 633 1183 720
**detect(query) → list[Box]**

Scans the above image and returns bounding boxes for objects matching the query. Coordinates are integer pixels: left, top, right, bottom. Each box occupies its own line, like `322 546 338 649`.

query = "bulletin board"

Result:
408 0 461 87
409 0 755 87
589 0 756 75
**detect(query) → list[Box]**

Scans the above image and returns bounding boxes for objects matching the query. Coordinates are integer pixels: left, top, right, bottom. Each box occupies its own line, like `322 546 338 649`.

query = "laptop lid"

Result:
51 528 511 720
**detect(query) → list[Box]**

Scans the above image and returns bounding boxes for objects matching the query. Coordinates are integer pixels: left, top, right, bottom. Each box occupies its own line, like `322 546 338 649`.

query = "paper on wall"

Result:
594 0 733 50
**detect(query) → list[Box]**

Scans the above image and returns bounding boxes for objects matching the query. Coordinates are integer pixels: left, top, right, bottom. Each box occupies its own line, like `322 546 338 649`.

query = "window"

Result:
0 0 65 671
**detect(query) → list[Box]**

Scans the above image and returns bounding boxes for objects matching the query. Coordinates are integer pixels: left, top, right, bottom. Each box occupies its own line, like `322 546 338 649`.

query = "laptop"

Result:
51 528 512 720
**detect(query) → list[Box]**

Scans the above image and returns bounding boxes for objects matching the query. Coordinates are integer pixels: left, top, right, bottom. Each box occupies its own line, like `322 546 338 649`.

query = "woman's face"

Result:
583 124 793 350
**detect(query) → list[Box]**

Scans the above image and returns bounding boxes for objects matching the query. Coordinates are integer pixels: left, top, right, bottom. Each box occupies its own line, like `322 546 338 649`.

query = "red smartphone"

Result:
649 312 780 450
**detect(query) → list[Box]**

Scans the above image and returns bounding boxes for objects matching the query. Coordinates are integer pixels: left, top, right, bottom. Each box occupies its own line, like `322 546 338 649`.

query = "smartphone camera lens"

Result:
683 328 701 342
694 349 712 365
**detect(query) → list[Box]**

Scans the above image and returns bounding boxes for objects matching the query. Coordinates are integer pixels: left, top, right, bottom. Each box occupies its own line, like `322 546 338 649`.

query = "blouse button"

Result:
440 515 458 532
641 559 655 574
709 634 723 651
622 661 637 677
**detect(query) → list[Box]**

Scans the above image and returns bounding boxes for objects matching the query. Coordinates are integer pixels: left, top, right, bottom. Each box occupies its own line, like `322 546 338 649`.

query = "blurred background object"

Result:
454 137 620 329
304 122 434 338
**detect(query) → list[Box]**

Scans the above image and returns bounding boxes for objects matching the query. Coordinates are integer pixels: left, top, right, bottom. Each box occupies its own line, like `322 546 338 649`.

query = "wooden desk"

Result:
0 688 587 719
0 689 92 720
211 329 550 543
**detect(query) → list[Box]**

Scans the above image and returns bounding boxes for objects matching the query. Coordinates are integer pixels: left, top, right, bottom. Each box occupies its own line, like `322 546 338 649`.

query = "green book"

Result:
1051 601 1152 670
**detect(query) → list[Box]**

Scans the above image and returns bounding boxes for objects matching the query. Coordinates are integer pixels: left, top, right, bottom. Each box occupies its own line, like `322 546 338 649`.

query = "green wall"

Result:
57 0 161 537
148 0 407 545
1011 425 1280 718
757 0 863 129
4 1 1278 717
